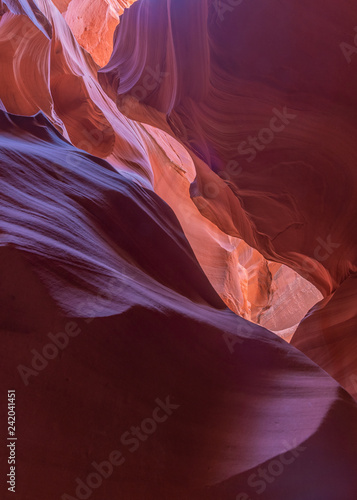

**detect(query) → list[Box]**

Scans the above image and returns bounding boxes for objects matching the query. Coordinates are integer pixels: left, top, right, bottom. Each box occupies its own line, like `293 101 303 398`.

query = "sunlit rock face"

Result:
62 0 137 66
99 0 357 396
1 0 357 498
2 108 357 500
0 0 321 333
99 0 357 294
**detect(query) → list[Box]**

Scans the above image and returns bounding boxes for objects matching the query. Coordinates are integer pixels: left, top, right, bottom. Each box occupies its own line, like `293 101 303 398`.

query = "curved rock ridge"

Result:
0 0 321 331
292 273 357 400
1 110 357 499
0 110 225 312
99 0 357 295
2 0 52 38
99 0 357 394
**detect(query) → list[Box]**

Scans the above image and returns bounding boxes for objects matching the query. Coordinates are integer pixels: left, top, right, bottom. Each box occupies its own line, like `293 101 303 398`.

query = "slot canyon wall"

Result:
0 0 357 498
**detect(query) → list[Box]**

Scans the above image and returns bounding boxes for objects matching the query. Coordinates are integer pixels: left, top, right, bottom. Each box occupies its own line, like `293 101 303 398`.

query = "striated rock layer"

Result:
0 0 356 498
1 110 357 499
99 0 357 397
99 0 357 294
0 0 321 330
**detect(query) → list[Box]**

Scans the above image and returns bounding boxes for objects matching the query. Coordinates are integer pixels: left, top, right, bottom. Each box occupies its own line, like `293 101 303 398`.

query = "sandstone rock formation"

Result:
0 0 321 329
0 0 356 498
99 0 357 401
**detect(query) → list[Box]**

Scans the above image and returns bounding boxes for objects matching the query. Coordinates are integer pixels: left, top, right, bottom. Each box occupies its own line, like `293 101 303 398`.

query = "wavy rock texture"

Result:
1 109 357 499
292 273 357 399
99 0 357 293
0 0 356 498
99 0 357 397
0 0 321 330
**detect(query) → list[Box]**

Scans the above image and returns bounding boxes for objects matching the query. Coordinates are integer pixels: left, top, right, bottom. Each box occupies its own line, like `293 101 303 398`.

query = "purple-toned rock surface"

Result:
1 1 357 498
